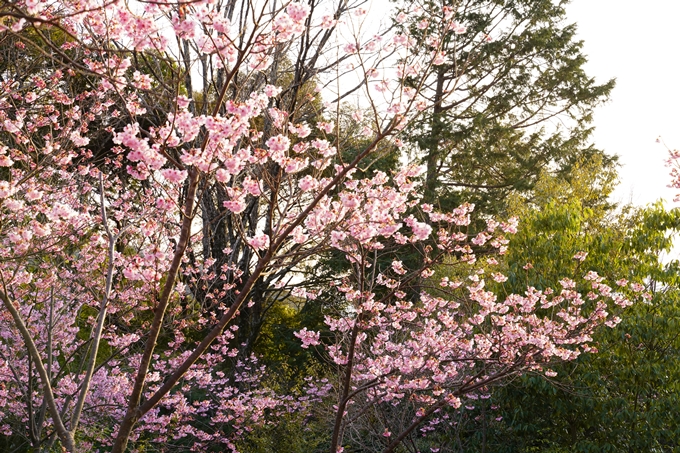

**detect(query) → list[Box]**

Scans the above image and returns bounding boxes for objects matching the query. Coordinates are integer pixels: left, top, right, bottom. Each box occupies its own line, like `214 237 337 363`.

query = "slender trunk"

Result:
329 319 362 452
330 245 373 452
69 175 118 434
0 288 76 452
111 168 200 453
424 67 446 205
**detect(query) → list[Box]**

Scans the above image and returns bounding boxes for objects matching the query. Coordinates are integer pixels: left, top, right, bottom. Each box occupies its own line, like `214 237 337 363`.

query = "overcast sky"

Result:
566 0 680 206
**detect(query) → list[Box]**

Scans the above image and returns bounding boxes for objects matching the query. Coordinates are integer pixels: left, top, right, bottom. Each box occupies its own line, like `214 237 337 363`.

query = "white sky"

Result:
566 0 680 207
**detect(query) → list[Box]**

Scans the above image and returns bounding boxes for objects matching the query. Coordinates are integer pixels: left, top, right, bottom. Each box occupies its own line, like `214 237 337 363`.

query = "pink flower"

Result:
0 181 14 198
5 199 23 212
160 168 188 183
584 271 602 282
70 131 90 147
605 317 622 328
289 122 311 138
0 155 13 167
215 168 231 183
284 157 308 173
242 177 261 196
573 251 588 262
391 260 407 275
224 199 247 213
264 85 282 97
298 175 318 191
450 22 467 34
249 53 273 71
317 121 335 134
176 95 191 109
286 2 311 22
432 51 446 65
343 43 358 54
156 198 175 211
492 273 508 283
266 135 291 152
312 139 336 157
408 219 432 240
291 287 307 298
24 188 42 201
224 188 247 213
11 18 26 32
294 328 320 348
247 233 270 250
320 15 336 29
292 226 308 244
340 193 360 209
501 217 518 234
630 282 645 292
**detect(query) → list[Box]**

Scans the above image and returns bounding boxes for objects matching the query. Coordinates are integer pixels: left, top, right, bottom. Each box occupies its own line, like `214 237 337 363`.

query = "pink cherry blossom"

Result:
286 2 311 22
247 233 270 250
0 155 13 167
317 121 335 134
450 22 467 34
320 15 336 29
573 251 588 262
266 134 290 153
298 175 319 191
160 168 188 183
294 328 321 348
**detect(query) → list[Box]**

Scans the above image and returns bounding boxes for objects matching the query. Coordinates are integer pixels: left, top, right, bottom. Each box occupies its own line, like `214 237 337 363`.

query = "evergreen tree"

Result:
397 0 615 213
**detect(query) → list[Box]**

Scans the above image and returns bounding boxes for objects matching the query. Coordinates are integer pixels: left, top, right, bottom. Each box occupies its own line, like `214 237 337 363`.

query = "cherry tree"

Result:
0 0 634 451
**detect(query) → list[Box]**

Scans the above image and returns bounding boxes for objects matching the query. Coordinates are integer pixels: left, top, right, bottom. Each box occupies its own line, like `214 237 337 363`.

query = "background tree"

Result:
440 160 680 453
395 0 615 213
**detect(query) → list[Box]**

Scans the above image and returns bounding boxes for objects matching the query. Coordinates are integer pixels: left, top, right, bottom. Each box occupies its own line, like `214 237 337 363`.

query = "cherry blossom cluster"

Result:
292 193 637 450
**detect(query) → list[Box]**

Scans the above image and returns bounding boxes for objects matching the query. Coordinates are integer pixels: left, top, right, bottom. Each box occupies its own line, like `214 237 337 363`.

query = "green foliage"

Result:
399 0 616 214
453 160 680 452
234 411 332 453
253 296 327 373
